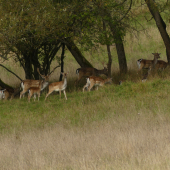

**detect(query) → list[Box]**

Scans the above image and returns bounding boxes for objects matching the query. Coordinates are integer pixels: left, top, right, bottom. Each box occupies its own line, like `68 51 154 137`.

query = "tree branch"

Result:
0 64 23 81
117 0 132 22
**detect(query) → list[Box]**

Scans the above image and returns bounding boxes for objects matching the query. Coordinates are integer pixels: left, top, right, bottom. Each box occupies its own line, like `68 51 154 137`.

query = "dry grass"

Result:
1 112 170 170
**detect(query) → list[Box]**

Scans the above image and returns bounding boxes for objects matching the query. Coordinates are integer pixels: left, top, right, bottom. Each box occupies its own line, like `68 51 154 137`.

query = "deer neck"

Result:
95 69 103 75
104 78 109 84
62 76 67 89
153 57 158 65
41 79 49 91
64 76 67 84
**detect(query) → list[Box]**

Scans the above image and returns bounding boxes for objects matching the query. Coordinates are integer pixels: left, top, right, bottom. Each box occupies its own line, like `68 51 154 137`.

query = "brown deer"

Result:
83 76 112 92
45 72 68 100
141 65 152 82
20 66 59 99
28 80 43 102
0 89 6 100
0 87 20 100
137 53 167 72
75 66 108 85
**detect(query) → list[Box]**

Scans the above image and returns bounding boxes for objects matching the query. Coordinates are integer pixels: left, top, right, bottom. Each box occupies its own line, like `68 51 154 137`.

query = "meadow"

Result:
1 6 170 170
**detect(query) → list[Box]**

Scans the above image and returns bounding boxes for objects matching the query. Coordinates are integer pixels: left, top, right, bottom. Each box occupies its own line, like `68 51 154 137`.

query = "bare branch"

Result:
0 64 23 81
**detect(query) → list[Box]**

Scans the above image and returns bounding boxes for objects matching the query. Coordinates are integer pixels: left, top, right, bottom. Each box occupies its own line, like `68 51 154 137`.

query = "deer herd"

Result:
0 53 168 102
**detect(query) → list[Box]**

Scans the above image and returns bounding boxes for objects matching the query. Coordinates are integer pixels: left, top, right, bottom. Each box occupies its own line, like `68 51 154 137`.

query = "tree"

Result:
0 0 92 79
71 0 132 73
145 0 170 63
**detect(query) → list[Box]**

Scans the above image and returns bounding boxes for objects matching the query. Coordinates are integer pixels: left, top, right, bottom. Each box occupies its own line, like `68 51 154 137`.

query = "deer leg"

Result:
75 76 82 86
63 90 67 100
59 90 61 99
83 83 89 93
88 83 94 91
20 89 28 99
38 92 40 101
28 93 32 102
45 91 53 101
33 93 36 101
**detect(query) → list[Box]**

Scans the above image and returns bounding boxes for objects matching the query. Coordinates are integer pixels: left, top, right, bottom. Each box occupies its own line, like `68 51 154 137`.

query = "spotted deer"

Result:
45 72 68 100
75 66 108 85
20 66 59 99
28 80 43 102
83 76 112 92
137 53 167 72
0 87 20 100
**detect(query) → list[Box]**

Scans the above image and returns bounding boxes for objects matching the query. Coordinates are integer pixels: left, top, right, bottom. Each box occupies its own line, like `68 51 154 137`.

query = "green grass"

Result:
1 76 170 135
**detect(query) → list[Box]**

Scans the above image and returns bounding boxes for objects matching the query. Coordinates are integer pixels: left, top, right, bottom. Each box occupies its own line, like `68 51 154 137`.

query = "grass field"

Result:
1 5 170 170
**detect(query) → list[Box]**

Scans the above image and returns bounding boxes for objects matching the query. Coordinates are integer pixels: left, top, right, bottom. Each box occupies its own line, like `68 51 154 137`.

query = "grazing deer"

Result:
75 66 108 85
20 66 59 99
137 53 167 72
45 72 68 100
28 80 43 102
83 76 112 92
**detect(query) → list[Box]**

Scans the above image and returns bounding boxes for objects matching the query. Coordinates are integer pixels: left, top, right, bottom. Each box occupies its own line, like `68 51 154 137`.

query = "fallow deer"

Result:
28 80 43 102
0 87 20 100
0 89 6 100
45 72 68 100
75 66 108 85
20 66 59 99
83 76 112 92
137 53 167 72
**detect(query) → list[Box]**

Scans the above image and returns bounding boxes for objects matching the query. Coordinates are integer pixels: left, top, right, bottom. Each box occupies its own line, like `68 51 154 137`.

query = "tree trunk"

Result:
106 45 112 77
103 21 112 77
145 0 170 63
59 43 65 81
65 38 93 68
115 40 127 73
24 53 33 79
109 24 127 73
103 9 127 73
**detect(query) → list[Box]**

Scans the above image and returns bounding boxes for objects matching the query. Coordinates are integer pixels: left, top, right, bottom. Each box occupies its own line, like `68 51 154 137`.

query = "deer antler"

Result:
49 65 60 76
37 68 44 77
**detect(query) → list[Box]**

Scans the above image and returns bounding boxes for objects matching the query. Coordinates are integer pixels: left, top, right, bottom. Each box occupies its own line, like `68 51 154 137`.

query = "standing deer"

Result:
75 66 108 85
28 80 43 102
20 66 59 99
137 53 167 72
83 76 112 92
45 72 68 100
